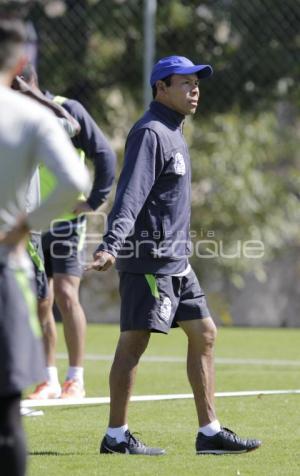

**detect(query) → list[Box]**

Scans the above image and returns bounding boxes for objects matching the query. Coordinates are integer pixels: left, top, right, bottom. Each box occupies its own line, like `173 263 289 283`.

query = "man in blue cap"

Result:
88 56 261 455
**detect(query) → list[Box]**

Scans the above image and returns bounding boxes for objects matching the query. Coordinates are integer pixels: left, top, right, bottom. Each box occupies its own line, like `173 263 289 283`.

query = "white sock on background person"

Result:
46 367 60 387
66 366 84 386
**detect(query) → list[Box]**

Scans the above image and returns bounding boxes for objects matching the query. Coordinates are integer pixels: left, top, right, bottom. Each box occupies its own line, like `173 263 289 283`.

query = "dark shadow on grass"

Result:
29 451 85 456
57 405 102 413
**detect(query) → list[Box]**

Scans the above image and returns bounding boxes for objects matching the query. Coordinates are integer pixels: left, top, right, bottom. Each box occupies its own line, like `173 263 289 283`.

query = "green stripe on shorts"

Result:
14 269 41 338
145 274 160 299
27 239 45 272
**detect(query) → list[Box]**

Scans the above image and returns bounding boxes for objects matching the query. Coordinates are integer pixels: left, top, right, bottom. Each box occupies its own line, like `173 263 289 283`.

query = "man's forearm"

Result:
28 91 81 134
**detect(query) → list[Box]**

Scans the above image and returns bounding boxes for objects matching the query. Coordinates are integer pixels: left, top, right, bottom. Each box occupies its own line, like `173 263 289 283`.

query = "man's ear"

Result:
156 80 167 93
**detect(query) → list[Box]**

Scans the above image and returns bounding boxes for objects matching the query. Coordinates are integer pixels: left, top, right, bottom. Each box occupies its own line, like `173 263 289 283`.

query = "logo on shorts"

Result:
174 152 186 175
160 297 172 323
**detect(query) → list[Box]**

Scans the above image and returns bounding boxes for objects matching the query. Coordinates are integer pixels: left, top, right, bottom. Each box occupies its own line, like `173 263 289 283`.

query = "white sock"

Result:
107 424 129 443
66 367 84 386
46 367 60 387
199 419 221 437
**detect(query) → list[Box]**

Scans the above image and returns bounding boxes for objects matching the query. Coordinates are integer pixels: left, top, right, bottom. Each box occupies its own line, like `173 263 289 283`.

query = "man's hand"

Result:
73 200 93 216
85 250 115 272
11 75 31 93
0 218 29 247
11 76 44 100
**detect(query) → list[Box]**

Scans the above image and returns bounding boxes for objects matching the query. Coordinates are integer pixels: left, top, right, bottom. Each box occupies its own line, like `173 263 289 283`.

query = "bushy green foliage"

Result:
188 110 300 284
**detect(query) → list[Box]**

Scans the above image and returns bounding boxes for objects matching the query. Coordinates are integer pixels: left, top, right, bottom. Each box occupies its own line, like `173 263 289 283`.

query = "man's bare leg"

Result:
37 278 57 367
108 330 150 427
179 317 217 426
28 278 61 399
53 273 86 368
53 273 86 397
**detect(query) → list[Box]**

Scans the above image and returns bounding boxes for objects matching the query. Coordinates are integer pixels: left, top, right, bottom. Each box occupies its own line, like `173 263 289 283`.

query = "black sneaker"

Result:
196 427 261 455
100 430 166 456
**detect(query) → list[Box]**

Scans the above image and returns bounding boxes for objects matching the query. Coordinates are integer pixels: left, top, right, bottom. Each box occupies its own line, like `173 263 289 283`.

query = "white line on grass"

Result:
21 389 300 408
57 353 300 367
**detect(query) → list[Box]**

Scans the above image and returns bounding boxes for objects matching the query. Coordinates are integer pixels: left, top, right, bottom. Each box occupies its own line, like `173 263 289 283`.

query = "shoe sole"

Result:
100 445 165 456
197 447 260 455
60 393 85 399
27 393 61 400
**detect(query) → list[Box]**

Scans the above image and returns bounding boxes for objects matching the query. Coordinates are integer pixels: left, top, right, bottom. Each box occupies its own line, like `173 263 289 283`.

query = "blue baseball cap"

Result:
150 55 213 87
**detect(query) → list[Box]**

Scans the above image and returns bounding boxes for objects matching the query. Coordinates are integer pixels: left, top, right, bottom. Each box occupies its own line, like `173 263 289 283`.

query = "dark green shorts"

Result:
0 260 46 396
119 268 210 334
42 219 86 278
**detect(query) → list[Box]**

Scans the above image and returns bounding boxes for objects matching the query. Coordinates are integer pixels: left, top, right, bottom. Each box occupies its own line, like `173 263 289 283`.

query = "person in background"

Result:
12 75 81 403
0 18 89 476
21 63 117 400
88 55 262 455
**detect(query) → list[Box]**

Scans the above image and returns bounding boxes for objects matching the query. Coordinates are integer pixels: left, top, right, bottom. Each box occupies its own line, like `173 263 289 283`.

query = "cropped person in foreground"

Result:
0 18 89 475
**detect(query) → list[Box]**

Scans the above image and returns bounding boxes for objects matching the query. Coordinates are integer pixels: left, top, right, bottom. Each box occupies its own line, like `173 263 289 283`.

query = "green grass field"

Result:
24 324 300 476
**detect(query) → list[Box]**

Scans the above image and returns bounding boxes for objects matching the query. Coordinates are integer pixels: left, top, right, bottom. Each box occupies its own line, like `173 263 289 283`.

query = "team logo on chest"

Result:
174 152 186 175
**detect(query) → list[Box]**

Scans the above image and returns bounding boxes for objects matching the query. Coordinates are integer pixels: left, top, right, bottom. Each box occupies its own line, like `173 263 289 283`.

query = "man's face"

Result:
159 74 200 116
